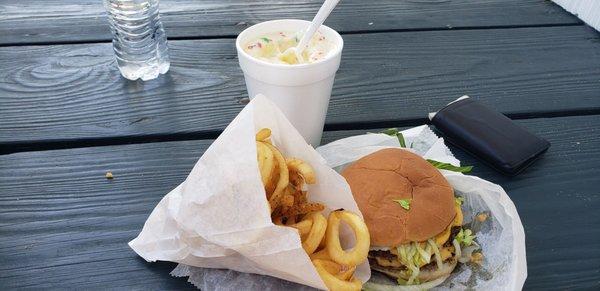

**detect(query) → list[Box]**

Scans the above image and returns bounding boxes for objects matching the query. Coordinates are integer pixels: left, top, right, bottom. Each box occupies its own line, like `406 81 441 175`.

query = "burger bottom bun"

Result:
366 274 451 291
371 256 458 284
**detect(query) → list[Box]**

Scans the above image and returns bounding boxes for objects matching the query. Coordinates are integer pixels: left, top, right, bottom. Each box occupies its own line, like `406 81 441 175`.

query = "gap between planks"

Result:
3 109 600 156
0 22 585 48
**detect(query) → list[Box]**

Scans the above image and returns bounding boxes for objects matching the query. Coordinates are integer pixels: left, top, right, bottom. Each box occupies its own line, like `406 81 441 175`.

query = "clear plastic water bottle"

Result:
103 0 170 81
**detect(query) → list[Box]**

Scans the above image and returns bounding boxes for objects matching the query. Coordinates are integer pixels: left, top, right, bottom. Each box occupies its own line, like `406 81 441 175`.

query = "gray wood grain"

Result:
1 115 599 289
0 0 579 45
2 26 600 150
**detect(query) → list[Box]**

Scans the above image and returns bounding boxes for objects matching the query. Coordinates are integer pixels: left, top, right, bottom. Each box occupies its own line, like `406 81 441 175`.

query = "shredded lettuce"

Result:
407 264 419 285
452 239 462 259
406 244 419 284
455 228 475 246
392 198 411 210
395 243 426 285
428 239 443 270
393 240 446 285
455 196 464 206
398 245 408 263
416 243 431 264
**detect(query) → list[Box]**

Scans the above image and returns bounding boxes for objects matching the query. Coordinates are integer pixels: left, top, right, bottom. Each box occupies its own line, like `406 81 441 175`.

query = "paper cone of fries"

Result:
129 95 370 289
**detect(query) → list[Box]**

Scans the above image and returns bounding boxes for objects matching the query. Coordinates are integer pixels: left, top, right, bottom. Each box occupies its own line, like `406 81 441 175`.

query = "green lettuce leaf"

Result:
455 196 464 206
427 159 473 173
455 228 476 246
393 198 411 210
380 128 406 147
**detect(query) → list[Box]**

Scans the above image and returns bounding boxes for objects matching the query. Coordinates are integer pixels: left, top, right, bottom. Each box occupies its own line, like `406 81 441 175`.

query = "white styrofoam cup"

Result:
236 19 343 146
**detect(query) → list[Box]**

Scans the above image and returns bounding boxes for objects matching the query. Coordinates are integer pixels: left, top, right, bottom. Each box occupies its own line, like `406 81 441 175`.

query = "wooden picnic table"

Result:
1 0 599 289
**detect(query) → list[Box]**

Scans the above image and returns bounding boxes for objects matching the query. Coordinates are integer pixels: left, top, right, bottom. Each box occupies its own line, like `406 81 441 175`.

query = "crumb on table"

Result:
105 171 114 179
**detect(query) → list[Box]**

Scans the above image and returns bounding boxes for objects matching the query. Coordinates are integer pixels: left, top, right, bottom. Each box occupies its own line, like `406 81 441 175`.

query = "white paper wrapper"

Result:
166 125 526 290
317 126 527 291
129 95 370 290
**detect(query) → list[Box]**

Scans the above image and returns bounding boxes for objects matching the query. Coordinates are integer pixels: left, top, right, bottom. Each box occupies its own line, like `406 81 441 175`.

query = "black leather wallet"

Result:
430 97 550 176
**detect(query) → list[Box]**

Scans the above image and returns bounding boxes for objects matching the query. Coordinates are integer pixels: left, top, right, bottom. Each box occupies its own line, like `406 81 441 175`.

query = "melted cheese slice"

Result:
434 203 463 245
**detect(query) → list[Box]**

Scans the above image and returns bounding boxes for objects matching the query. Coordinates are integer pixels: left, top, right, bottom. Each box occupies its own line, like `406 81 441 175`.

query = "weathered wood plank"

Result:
1 115 599 289
2 26 600 152
0 0 579 45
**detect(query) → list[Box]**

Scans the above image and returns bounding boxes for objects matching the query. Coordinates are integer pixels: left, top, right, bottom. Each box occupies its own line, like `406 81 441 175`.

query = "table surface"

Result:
1 0 599 290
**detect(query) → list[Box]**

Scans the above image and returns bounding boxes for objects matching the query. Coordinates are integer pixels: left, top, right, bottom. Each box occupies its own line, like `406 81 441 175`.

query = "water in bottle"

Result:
104 0 170 81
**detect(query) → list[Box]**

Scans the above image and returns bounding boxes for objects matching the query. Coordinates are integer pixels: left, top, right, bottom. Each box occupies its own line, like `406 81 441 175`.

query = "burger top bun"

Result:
341 148 455 247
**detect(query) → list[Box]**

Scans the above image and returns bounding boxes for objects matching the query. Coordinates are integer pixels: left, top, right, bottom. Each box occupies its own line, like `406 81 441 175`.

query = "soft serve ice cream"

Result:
243 30 335 65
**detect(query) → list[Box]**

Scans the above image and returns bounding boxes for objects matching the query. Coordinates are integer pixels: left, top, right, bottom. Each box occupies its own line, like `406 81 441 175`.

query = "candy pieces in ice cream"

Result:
243 30 335 65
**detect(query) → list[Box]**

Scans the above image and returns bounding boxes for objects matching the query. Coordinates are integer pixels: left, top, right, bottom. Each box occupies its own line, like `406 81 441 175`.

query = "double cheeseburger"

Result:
342 148 464 285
